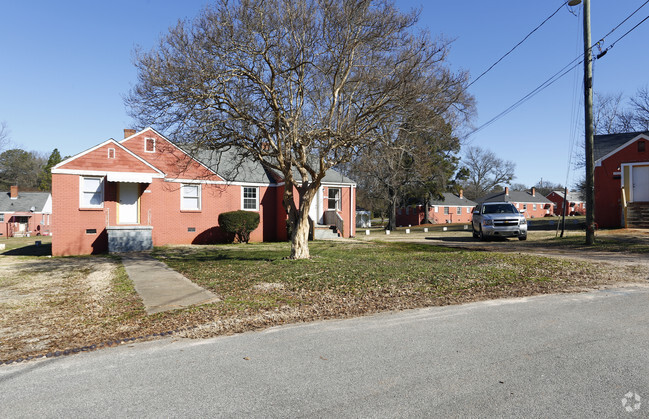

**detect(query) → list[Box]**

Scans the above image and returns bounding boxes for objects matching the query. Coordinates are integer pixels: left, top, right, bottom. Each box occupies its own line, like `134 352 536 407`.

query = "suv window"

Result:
483 203 518 214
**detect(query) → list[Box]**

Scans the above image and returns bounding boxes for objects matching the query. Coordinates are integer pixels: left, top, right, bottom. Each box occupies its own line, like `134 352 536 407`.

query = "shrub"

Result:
218 211 260 243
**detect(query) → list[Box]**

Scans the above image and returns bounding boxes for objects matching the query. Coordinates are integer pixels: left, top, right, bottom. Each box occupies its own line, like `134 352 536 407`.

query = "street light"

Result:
567 0 595 245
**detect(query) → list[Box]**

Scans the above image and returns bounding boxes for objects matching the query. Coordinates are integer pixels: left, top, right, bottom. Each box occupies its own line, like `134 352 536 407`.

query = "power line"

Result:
466 1 572 89
595 13 649 59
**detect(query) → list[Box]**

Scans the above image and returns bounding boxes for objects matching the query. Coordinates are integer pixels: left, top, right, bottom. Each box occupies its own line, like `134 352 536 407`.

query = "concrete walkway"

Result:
121 253 220 314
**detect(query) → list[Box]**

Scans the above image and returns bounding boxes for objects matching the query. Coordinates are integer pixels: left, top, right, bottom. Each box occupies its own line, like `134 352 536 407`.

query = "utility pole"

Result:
573 0 595 244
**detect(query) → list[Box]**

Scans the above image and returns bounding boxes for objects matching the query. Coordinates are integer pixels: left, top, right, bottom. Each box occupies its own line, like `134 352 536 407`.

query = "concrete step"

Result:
313 225 340 240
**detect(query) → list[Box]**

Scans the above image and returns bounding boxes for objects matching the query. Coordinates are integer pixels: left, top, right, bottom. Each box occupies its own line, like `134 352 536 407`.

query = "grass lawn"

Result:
1 238 644 362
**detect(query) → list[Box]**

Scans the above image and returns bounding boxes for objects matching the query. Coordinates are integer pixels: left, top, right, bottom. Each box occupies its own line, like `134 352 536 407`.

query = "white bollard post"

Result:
386 230 391 235
365 229 370 235
405 229 410 234
424 227 428 233
443 227 447 231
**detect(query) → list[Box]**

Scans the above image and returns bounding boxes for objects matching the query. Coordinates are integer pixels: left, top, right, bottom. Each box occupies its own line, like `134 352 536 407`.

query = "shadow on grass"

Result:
2 243 52 257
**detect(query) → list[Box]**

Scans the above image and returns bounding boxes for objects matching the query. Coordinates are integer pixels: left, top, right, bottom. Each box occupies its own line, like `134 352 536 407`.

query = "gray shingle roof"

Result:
430 192 477 207
477 190 552 204
594 131 649 162
0 191 51 213
195 147 355 185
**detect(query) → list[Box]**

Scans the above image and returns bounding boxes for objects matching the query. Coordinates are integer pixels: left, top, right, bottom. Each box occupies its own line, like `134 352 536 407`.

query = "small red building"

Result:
594 131 649 228
396 191 477 226
477 187 553 218
546 190 586 216
0 186 52 237
51 128 356 256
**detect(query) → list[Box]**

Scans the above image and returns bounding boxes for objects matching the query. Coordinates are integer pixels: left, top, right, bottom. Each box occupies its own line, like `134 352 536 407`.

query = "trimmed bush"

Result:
218 211 260 243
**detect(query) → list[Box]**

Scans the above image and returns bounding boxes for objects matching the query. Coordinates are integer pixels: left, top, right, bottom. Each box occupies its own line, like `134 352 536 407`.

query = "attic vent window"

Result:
639 141 646 152
145 138 156 153
108 148 115 159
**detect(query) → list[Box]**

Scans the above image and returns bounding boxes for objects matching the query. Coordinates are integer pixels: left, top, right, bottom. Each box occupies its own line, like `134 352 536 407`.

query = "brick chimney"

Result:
505 186 509 196
459 189 464 199
531 187 536 197
124 129 136 139
10 185 18 199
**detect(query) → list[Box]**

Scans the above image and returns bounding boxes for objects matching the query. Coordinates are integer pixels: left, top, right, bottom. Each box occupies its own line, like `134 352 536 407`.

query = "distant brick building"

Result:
546 190 585 216
0 186 52 237
396 191 477 226
51 127 356 256
476 187 553 218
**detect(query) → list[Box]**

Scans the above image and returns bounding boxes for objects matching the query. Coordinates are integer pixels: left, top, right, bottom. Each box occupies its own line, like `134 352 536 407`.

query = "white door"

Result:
308 186 324 224
632 166 649 202
119 183 139 224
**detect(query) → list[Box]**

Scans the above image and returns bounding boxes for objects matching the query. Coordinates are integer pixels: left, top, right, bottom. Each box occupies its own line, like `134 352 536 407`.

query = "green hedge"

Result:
218 210 260 243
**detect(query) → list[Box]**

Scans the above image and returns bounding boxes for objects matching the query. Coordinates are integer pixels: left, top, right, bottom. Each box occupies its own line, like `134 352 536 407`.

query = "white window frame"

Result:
107 148 115 159
466 207 471 214
328 188 341 211
456 206 461 215
180 184 201 211
0 213 4 222
533 204 537 211
434 206 438 213
79 176 104 209
444 207 449 215
144 137 156 153
242 186 259 211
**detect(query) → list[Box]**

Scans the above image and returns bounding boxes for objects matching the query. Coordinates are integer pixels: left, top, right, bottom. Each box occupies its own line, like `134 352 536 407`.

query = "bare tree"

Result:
593 92 635 134
460 146 515 200
0 122 10 153
630 86 649 130
127 0 467 259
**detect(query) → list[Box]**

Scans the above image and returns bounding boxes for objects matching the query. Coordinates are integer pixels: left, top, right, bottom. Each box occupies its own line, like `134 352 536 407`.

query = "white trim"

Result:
144 137 156 153
108 148 115 159
164 178 274 187
595 133 649 166
180 183 201 211
52 138 165 176
241 186 260 211
321 181 357 187
79 176 104 209
52 168 164 178
107 172 154 183
622 162 649 202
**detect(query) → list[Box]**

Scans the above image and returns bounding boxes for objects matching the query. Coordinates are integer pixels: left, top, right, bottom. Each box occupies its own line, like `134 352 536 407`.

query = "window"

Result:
145 137 156 153
86 229 97 234
80 177 104 208
523 204 527 210
434 206 438 213
242 187 259 210
533 204 537 211
405 207 410 215
456 207 461 215
466 207 471 214
639 141 646 152
107 148 115 159
0 213 3 222
444 207 449 215
328 188 341 210
181 184 200 210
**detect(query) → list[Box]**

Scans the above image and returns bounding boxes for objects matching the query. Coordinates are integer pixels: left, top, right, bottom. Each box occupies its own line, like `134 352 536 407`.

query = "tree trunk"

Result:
287 185 317 260
423 192 431 224
386 188 397 231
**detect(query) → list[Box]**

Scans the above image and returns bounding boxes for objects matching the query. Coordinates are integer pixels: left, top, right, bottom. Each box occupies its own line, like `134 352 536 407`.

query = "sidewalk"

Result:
121 253 220 314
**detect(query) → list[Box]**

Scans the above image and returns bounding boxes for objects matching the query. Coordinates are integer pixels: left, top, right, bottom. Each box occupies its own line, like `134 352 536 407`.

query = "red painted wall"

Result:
595 136 649 228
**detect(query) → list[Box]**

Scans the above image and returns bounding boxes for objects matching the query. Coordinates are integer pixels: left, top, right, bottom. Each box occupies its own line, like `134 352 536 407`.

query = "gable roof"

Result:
430 192 477 207
0 191 52 213
477 189 552 204
548 190 584 202
594 131 649 163
52 139 165 179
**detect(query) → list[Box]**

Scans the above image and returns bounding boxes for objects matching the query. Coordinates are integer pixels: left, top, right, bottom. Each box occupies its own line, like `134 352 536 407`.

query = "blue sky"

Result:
1 1 647 189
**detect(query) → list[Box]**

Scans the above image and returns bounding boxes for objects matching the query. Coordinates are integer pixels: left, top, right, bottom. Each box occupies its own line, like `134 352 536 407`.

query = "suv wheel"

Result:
478 227 485 241
518 235 527 241
472 225 479 238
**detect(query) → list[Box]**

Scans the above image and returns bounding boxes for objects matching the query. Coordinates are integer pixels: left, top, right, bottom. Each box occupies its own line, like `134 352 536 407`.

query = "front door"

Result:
118 183 139 224
632 165 649 202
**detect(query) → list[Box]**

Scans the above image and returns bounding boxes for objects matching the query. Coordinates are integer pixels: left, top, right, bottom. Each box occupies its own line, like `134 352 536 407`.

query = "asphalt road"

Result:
2 285 649 418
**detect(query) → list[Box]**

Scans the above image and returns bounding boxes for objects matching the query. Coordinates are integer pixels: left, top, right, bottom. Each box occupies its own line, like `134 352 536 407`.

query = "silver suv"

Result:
472 202 527 241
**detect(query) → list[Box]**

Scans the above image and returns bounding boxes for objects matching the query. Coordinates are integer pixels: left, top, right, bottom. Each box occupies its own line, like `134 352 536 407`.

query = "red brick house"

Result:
594 131 649 228
546 190 585 216
396 191 477 226
477 187 553 218
0 186 52 237
51 128 356 256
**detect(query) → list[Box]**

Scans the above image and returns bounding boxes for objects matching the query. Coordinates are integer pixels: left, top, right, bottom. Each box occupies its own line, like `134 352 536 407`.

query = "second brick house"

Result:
396 191 477 226
477 187 553 218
